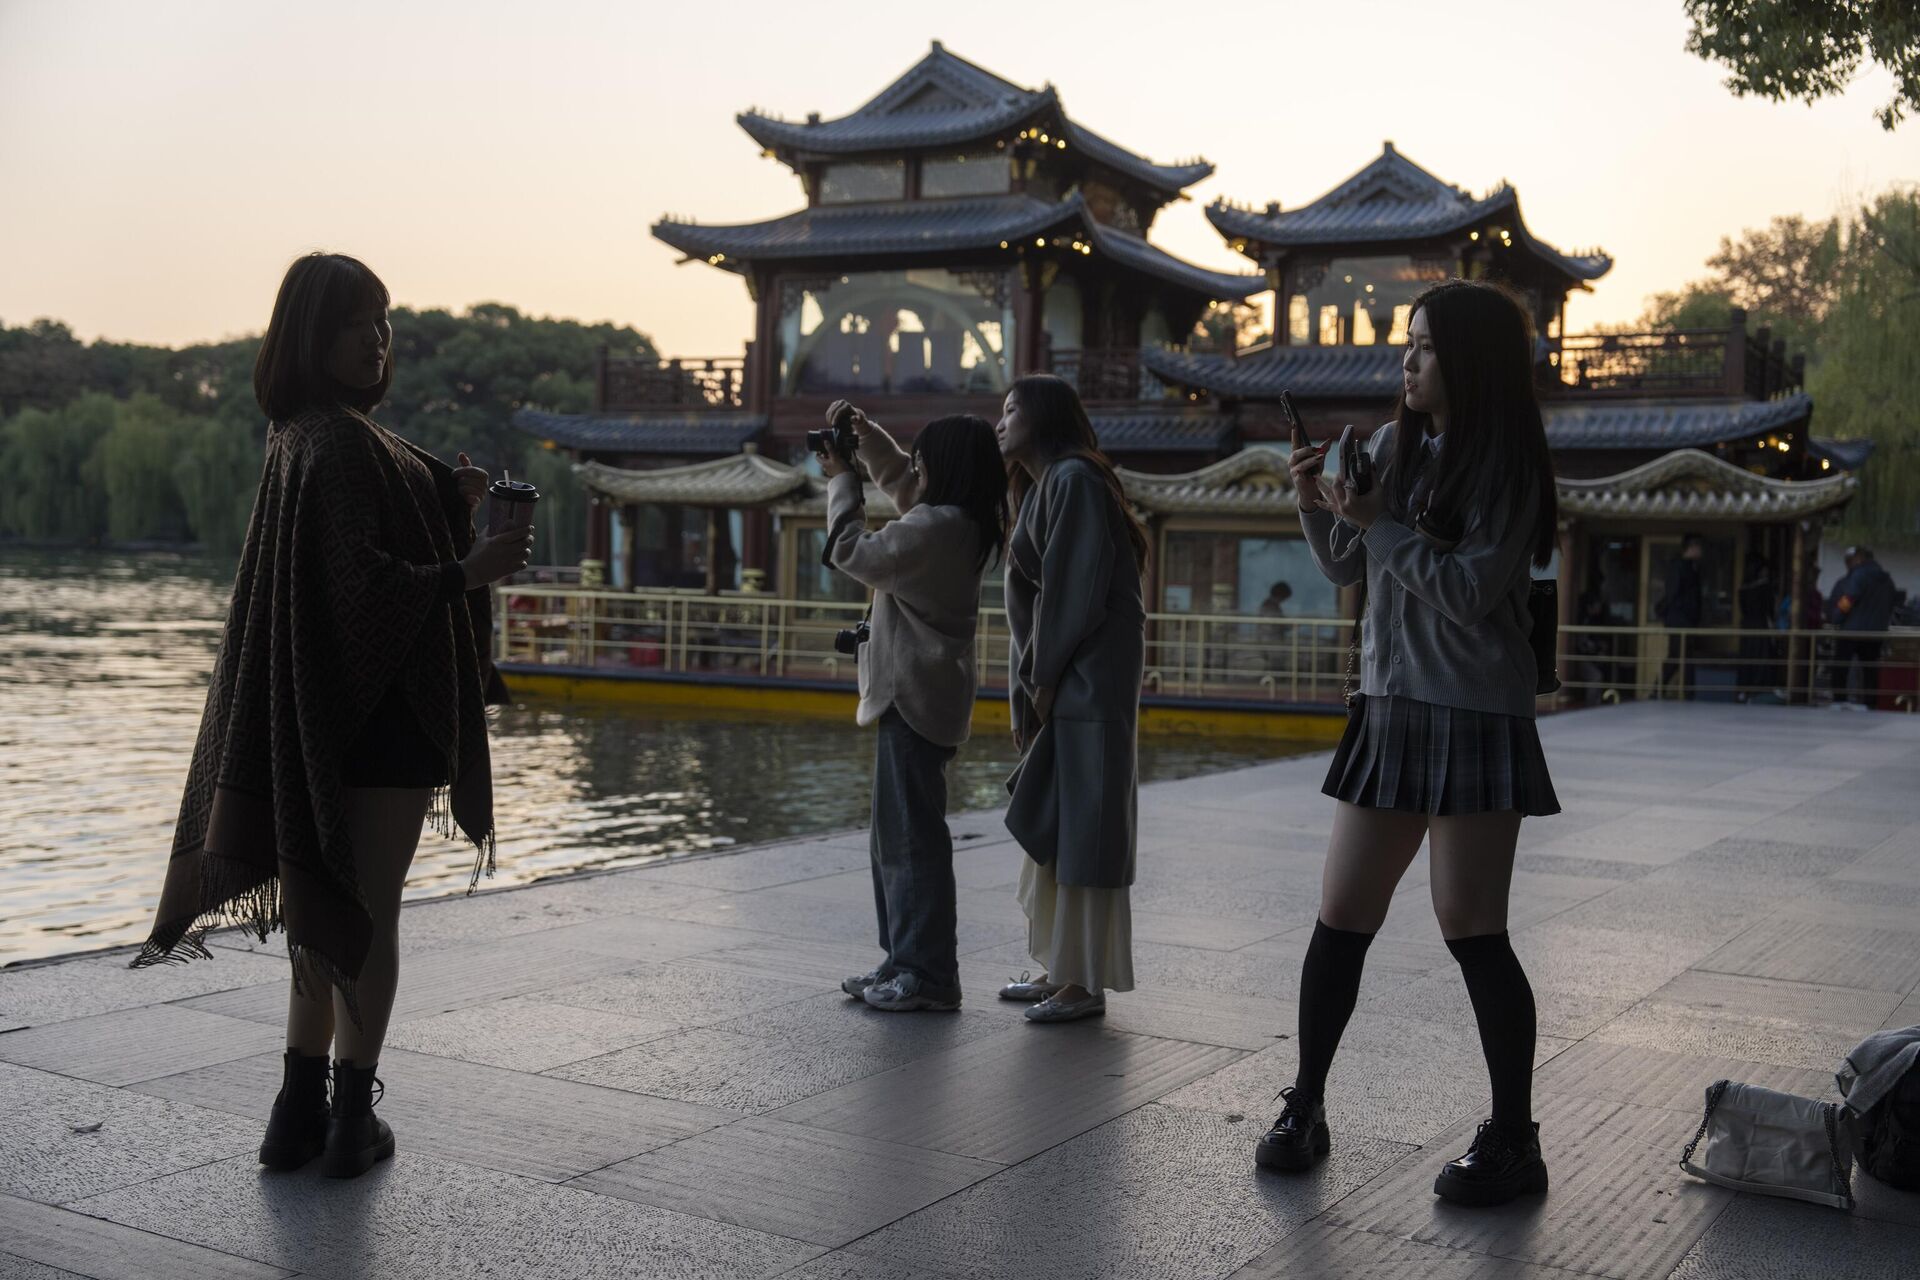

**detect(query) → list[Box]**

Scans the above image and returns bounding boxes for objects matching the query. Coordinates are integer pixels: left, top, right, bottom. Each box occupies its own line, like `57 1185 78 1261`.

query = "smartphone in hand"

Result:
1279 390 1312 453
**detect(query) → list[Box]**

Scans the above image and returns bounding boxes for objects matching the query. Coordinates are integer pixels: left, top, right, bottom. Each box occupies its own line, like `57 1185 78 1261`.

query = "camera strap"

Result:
820 478 866 569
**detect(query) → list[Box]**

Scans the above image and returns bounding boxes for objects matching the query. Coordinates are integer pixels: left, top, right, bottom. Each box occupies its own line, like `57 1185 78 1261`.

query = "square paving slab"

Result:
0 1193 290 1280
0 1003 279 1087
0 1062 260 1204
383 993 677 1072
771 1025 1244 1164
0 949 289 1029
574 1116 1002 1247
1693 915 1920 993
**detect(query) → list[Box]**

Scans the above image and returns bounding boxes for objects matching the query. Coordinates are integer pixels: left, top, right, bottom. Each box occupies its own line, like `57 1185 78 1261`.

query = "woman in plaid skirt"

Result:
1254 280 1561 1207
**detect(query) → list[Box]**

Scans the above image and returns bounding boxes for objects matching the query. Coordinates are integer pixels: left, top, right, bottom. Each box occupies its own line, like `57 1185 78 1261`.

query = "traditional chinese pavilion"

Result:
512 45 1861 702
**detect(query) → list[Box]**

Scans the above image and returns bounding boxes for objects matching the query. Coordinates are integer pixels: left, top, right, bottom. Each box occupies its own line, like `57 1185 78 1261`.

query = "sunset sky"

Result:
2 0 1914 356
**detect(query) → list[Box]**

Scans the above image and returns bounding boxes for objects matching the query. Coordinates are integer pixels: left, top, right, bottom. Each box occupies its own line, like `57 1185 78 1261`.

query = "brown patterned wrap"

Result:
133 408 500 1022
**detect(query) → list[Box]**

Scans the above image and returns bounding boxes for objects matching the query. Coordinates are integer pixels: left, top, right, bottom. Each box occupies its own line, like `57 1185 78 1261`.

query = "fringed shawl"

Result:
134 407 499 1021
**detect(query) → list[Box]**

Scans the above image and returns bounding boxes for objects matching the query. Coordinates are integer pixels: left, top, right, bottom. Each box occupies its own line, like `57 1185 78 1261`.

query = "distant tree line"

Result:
1608 186 1920 548
0 304 659 560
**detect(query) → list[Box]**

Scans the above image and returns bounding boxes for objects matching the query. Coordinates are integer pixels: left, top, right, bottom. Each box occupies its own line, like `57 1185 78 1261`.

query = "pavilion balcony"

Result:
1543 308 1803 401
597 349 748 412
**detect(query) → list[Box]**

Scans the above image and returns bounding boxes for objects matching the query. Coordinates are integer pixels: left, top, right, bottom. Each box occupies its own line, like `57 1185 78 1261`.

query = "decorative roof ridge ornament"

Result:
1556 447 1853 498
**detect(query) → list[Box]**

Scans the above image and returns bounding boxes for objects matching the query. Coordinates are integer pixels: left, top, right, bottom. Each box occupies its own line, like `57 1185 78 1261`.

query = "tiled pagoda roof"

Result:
1207 143 1611 282
511 409 766 456
736 43 1212 195
654 193 1266 300
1143 344 1405 400
1544 394 1812 450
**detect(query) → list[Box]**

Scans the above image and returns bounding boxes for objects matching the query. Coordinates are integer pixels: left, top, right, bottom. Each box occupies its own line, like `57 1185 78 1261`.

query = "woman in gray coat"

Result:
996 374 1149 1023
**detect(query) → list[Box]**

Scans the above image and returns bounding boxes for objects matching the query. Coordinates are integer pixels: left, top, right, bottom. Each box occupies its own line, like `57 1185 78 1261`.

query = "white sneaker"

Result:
862 973 961 1012
1024 990 1106 1023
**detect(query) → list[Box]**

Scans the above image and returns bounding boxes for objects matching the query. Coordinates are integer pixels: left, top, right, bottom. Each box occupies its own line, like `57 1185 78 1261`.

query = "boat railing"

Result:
494 586 1920 712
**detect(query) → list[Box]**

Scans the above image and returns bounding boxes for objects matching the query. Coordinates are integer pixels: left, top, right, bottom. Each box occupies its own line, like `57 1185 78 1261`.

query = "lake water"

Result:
0 549 1317 966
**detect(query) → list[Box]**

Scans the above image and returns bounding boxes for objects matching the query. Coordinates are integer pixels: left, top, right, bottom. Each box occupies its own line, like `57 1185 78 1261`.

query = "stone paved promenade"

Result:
3 702 1920 1279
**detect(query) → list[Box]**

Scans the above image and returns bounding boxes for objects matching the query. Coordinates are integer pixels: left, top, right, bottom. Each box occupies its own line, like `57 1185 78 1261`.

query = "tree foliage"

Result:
1624 214 1837 358
0 304 657 555
1810 188 1920 547
1683 0 1920 129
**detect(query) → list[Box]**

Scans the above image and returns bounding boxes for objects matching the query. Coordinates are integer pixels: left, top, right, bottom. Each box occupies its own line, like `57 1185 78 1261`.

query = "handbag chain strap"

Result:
1678 1079 1729 1170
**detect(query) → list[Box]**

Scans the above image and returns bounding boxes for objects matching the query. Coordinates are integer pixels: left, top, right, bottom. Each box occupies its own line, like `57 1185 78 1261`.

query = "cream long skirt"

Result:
1016 855 1134 993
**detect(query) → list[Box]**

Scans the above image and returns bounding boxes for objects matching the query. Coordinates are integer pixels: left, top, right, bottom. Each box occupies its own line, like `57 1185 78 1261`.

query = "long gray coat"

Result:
1003 457 1145 888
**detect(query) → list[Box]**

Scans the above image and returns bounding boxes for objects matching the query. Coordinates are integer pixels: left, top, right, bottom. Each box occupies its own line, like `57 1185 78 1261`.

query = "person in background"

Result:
820 402 1008 1012
1827 546 1897 708
1258 580 1293 618
1736 556 1776 700
1258 580 1295 673
134 253 530 1179
1656 534 1705 700
996 373 1148 1024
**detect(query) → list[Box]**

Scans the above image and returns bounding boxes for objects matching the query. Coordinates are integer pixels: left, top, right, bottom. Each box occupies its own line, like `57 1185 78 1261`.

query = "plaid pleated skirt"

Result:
1324 694 1560 817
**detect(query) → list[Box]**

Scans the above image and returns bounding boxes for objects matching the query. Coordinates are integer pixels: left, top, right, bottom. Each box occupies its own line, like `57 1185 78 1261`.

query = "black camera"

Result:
833 619 871 656
1339 426 1375 496
807 404 859 464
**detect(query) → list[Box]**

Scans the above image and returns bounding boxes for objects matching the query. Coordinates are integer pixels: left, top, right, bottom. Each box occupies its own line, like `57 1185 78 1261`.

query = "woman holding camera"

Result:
996 373 1148 1023
818 402 1008 1012
135 253 532 1179
1257 280 1560 1207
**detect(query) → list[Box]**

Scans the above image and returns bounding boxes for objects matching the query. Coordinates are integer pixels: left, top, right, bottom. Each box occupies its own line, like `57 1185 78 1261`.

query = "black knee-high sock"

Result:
1446 931 1537 1133
1293 919 1376 1101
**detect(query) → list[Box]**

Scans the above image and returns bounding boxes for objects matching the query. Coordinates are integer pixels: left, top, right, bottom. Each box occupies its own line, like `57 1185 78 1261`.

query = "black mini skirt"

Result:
1324 694 1559 817
342 686 449 789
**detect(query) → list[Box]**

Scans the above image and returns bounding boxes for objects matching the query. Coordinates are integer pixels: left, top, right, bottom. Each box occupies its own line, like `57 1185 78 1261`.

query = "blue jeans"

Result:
869 708 960 994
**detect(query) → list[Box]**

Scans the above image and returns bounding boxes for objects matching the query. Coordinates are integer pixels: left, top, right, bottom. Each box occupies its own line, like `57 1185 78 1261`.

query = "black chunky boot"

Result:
321 1059 395 1179
258 1049 330 1170
1254 1087 1330 1171
1433 1120 1548 1206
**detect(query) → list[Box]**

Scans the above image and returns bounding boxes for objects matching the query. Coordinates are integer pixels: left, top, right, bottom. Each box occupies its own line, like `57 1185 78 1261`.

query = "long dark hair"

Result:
1391 279 1557 567
1005 374 1149 571
253 252 393 421
913 413 1008 572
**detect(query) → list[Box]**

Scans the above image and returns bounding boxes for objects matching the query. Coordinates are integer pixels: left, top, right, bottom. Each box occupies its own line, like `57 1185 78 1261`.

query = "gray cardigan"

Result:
826 425 984 748
1301 423 1542 719
1002 458 1145 887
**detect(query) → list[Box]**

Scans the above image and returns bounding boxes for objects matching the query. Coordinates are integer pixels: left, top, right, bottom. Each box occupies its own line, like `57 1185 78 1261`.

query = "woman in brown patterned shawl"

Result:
133 253 533 1178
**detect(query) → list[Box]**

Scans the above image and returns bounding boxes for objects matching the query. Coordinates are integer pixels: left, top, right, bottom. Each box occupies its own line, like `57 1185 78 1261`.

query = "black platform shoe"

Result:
321 1059 395 1179
258 1049 330 1170
1433 1119 1548 1206
1254 1087 1330 1171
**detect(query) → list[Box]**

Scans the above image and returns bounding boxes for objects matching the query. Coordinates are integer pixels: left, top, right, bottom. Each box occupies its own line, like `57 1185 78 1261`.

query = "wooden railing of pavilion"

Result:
1543 308 1804 400
595 349 748 411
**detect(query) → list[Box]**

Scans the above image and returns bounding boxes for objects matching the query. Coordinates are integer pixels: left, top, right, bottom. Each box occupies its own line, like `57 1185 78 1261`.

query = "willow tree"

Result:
1812 189 1920 547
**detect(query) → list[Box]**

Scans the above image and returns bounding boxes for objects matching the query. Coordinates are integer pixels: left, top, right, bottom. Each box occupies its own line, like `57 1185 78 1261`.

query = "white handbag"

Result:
1679 1079 1855 1210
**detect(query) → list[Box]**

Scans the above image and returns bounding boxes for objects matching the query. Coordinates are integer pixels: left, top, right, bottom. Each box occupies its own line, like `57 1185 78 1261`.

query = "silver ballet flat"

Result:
1024 991 1106 1023
998 972 1062 1002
